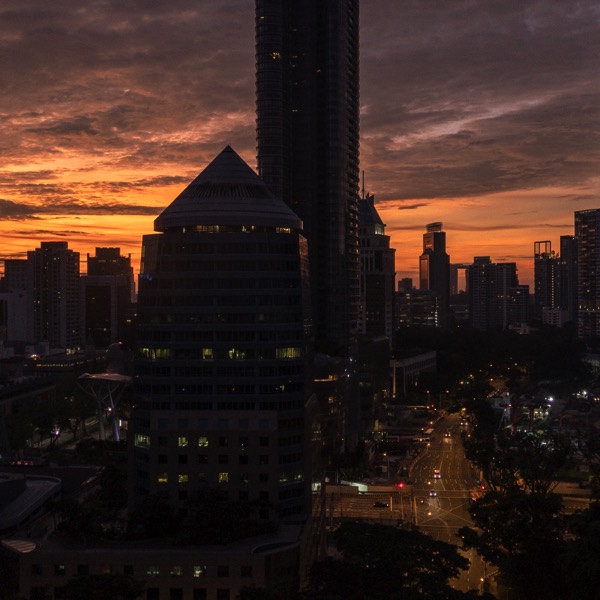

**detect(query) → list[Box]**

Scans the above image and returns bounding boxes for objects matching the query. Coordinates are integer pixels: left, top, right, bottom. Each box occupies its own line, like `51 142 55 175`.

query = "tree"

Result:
302 522 484 600
459 490 566 599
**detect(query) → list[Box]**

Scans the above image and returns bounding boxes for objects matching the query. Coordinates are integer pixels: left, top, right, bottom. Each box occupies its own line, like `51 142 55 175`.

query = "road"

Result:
322 412 491 594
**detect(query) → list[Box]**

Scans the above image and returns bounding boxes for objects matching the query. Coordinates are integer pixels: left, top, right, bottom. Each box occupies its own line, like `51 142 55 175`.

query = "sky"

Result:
0 0 599 288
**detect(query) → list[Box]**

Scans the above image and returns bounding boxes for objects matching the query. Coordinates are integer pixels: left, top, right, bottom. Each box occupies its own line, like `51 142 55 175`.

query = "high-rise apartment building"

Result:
419 222 450 327
27 241 81 350
559 235 578 323
533 241 559 320
84 247 135 348
255 0 360 356
130 147 313 522
358 194 396 342
468 257 520 330
575 209 600 343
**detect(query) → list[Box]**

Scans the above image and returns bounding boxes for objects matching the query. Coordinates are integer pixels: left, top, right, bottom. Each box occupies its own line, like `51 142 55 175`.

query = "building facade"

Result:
255 0 360 356
129 147 313 524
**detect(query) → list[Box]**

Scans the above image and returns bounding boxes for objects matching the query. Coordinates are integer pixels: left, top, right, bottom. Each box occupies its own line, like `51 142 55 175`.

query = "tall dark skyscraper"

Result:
255 0 360 356
419 222 450 327
130 147 313 522
575 209 600 343
533 240 558 320
559 235 578 323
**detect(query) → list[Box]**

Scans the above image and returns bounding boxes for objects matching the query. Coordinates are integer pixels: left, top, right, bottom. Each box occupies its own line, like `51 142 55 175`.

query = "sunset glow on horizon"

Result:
1 1 598 290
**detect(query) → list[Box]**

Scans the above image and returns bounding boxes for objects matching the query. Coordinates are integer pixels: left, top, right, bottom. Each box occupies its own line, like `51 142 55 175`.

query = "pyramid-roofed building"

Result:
154 145 302 232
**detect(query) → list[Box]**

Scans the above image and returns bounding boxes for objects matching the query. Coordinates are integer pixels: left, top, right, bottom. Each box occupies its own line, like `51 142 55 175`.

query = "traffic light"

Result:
396 482 404 489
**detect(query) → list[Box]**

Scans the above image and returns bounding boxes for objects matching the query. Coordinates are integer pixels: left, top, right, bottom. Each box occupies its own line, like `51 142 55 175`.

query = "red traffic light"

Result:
396 482 404 488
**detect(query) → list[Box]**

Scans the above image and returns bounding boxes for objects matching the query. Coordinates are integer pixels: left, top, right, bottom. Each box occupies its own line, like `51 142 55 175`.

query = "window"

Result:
198 454 208 464
198 436 209 447
147 588 160 600
259 436 269 447
147 566 160 577
170 589 183 600
259 455 269 465
218 472 229 483
259 473 269 483
241 565 253 578
178 436 188 447
239 455 248 464
198 473 207 483
134 434 150 448
239 436 249 448
158 473 168 483
193 590 207 600
217 589 230 600
54 564 66 576
178 454 188 464
219 436 228 447
240 472 249 484
124 565 134 575
158 454 168 464
193 565 207 578
178 474 189 484
218 455 228 465
170 566 183 577
101 564 112 574
217 565 229 578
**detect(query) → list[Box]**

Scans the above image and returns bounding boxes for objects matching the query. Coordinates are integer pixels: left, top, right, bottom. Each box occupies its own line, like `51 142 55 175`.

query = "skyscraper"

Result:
559 235 577 323
130 147 313 522
255 0 360 356
358 193 396 342
419 222 450 327
84 247 135 348
533 240 559 320
575 209 600 343
28 241 81 350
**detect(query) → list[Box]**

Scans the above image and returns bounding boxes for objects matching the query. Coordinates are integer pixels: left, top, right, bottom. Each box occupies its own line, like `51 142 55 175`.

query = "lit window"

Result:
178 436 188 447
276 347 301 359
202 348 214 360
134 434 150 448
218 472 229 483
158 473 168 483
147 566 160 577
193 565 207 578
178 474 189 484
198 437 209 447
170 566 183 577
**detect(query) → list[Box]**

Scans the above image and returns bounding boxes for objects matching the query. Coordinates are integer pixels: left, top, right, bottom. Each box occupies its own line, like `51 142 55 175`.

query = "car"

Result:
373 501 389 508
429 489 437 497
444 431 451 438
433 469 441 479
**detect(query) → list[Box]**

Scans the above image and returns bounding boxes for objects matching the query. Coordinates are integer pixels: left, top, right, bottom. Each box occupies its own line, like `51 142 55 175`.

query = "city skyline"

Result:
1 0 599 287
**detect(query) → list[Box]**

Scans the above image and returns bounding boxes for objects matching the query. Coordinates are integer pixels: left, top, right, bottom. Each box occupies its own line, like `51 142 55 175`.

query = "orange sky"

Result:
0 1 598 290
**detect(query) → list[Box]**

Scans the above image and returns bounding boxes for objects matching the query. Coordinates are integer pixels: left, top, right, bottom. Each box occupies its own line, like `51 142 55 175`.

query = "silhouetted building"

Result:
559 234 578 323
358 194 395 342
533 240 559 321
0 260 31 344
130 147 313 524
27 242 81 350
255 0 360 356
575 209 600 343
468 257 520 330
84 248 135 348
419 223 450 327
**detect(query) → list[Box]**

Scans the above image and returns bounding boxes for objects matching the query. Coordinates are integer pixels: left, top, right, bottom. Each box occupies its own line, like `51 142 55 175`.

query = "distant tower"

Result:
559 235 577 323
468 257 519 330
255 0 360 356
533 241 559 320
575 209 600 343
84 248 135 348
27 241 81 350
130 147 313 522
419 223 450 327
358 193 396 342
